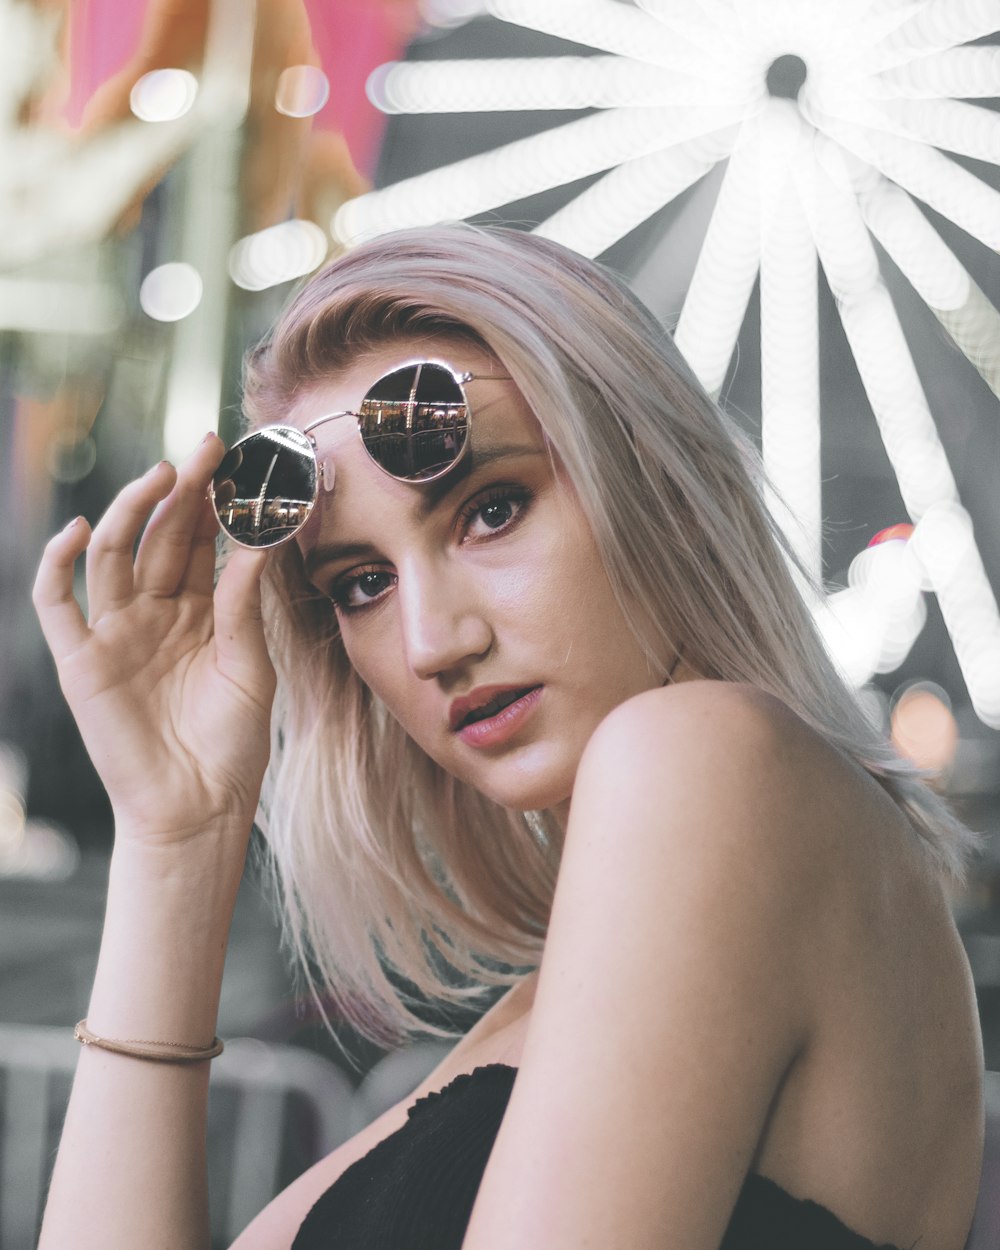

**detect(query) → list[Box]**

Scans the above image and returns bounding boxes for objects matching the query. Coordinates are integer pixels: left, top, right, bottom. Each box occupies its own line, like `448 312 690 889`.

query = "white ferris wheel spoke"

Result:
673 116 763 399
911 505 1000 728
857 0 936 48
486 0 715 77
804 104 1000 252
849 161 1000 401
636 0 739 25
850 97 1000 166
757 103 821 586
865 0 1000 75
631 0 730 54
333 104 744 243
866 46 1000 98
533 126 738 259
806 140 959 523
368 56 734 114
863 0 927 15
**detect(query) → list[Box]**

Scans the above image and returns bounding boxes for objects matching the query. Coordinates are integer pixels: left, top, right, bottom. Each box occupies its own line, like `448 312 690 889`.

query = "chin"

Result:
457 746 577 815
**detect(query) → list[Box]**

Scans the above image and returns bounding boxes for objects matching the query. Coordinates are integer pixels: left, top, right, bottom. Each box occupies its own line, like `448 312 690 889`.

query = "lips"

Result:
449 685 541 733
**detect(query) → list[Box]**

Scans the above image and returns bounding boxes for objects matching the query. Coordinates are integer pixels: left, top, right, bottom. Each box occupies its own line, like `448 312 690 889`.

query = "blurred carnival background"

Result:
1 0 1000 1243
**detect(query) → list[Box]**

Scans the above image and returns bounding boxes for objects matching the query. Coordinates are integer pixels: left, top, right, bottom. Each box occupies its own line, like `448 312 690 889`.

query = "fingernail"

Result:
145 460 171 477
202 431 219 444
63 516 82 531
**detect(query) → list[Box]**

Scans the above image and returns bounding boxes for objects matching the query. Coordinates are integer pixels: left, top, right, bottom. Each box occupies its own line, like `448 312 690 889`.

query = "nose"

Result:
397 556 493 682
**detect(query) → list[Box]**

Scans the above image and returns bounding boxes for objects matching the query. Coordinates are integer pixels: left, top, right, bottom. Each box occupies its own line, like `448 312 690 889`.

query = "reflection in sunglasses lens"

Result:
211 427 316 548
359 363 468 481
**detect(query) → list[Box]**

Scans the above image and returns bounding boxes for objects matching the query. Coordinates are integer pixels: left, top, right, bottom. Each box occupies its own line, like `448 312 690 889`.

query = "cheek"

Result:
488 507 620 655
340 621 436 744
339 625 397 706
536 516 620 631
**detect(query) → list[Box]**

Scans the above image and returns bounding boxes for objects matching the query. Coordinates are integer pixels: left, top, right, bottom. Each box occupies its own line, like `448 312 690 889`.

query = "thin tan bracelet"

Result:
74 1019 224 1063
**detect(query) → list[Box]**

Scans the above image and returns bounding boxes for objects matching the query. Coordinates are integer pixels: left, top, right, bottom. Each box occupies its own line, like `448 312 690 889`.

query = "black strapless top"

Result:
293 1063 907 1249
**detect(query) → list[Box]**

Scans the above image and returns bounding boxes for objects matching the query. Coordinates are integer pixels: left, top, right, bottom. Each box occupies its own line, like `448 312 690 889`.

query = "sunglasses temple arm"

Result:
301 411 355 438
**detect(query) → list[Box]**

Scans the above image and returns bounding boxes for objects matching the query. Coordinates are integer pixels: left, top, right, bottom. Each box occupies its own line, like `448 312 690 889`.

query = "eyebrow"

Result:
303 442 548 579
417 441 546 512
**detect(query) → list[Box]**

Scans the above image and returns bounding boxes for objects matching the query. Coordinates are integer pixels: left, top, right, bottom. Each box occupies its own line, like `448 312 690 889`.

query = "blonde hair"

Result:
243 223 976 1050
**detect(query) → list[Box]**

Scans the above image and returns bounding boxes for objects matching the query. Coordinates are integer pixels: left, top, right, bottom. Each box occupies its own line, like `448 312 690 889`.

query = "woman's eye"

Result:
329 568 396 612
462 490 529 540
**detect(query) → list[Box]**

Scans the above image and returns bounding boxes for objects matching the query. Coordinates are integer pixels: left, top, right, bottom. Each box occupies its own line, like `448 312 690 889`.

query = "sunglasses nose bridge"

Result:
295 413 353 499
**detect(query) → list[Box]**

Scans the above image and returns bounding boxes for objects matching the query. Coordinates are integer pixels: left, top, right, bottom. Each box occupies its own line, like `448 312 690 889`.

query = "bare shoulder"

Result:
562 677 936 1021
559 679 855 994
573 679 868 893
582 678 839 787
461 682 855 1245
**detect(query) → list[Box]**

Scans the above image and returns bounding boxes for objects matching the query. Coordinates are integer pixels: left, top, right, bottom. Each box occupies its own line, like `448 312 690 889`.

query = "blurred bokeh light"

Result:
229 219 329 290
891 681 960 777
139 261 205 321
275 64 331 118
129 68 199 121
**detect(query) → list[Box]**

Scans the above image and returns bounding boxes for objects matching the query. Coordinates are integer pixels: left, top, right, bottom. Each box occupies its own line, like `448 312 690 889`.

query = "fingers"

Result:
33 517 92 660
135 433 226 599
179 491 222 597
47 438 272 690
85 461 178 622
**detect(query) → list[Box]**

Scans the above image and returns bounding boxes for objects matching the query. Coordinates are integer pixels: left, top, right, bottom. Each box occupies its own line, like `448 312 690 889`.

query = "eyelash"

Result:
457 486 531 540
326 485 532 615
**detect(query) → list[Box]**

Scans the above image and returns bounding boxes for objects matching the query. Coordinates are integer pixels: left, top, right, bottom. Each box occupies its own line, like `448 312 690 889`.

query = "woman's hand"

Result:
32 433 276 848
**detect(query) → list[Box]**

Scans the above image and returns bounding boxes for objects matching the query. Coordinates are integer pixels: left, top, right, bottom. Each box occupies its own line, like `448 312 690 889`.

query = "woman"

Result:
33 225 984 1249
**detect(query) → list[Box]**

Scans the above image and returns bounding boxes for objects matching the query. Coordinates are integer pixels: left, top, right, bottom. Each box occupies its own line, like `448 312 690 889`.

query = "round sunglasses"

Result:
211 359 502 549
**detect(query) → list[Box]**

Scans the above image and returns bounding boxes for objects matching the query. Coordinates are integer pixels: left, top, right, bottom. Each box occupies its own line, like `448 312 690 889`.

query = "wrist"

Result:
86 835 251 1042
109 817 253 889
106 767 265 860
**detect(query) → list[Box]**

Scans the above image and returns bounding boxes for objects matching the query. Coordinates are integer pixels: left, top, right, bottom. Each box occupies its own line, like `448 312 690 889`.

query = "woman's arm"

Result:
32 438 274 1250
462 681 822 1250
40 838 245 1250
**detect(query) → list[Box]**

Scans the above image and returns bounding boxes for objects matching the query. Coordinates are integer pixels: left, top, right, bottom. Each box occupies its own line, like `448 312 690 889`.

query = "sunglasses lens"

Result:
358 362 468 482
211 427 316 548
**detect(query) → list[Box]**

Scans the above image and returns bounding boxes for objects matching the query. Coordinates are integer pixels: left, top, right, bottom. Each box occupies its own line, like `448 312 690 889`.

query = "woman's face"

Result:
293 339 668 817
